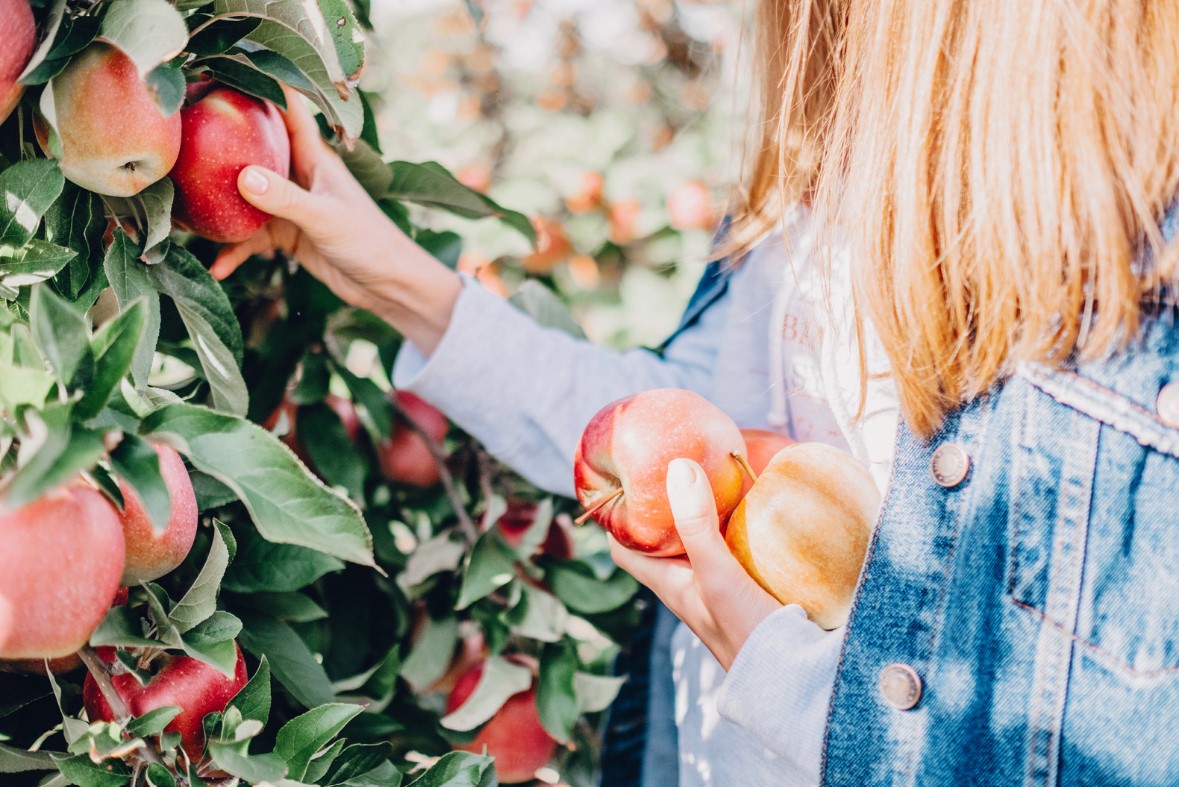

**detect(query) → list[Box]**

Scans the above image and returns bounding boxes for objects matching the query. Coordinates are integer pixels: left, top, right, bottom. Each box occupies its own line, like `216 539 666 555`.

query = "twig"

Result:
78 646 166 768
731 451 757 484
574 487 624 526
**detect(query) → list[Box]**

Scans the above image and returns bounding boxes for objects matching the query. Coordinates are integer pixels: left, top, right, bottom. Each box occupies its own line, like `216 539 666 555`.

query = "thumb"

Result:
666 458 724 561
237 166 325 226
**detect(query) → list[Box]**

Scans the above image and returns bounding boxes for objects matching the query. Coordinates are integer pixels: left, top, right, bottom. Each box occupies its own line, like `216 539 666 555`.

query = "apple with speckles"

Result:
0 0 36 125
116 443 198 585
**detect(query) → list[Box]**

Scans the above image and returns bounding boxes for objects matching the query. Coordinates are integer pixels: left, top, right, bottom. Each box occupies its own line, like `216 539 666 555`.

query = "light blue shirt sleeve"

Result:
392 276 733 497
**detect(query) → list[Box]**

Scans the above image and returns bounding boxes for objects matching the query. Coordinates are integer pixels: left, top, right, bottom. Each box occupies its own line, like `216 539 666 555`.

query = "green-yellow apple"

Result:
725 442 879 629
574 388 747 556
83 642 248 761
379 391 449 487
0 484 125 659
0 0 36 124
116 443 198 585
42 43 182 196
170 86 290 243
446 659 558 783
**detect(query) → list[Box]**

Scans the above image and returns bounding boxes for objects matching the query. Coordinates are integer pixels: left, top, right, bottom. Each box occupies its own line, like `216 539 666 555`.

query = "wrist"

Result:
365 232 462 356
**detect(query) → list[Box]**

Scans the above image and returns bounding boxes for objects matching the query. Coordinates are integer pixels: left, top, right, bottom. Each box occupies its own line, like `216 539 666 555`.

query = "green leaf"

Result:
0 159 66 247
226 654 271 725
456 533 517 610
126 706 182 737
237 611 335 708
3 406 106 510
399 615 458 694
30 284 92 389
399 533 466 592
146 62 186 116
144 403 374 566
297 401 366 499
189 469 238 510
405 751 495 787
109 432 170 532
332 137 392 201
206 743 288 783
50 754 131 787
0 742 55 773
196 53 287 107
388 161 534 245
99 0 190 77
573 671 627 714
0 239 78 287
101 179 174 254
143 763 176 787
323 743 402 787
18 0 69 84
274 703 363 780
536 644 578 744
147 245 247 416
170 519 232 632
509 281 587 339
504 582 567 644
0 365 55 410
439 656 531 732
43 184 104 299
548 562 639 614
103 229 160 387
79 298 149 421
223 526 344 592
181 611 243 675
89 605 161 648
186 16 262 56
318 0 365 80
236 590 328 623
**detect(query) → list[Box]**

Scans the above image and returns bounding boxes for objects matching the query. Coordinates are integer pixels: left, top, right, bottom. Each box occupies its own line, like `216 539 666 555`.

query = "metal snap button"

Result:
930 443 970 488
1158 382 1179 429
878 663 923 711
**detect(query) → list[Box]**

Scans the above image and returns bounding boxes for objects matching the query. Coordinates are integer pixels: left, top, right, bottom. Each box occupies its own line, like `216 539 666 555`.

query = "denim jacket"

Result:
823 301 1179 784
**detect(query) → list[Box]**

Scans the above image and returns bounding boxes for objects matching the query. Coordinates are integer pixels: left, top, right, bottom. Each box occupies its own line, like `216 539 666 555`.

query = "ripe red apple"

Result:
446 660 558 783
379 391 449 488
574 389 747 556
0 589 128 675
667 180 715 231
40 44 182 196
170 86 290 243
740 428 794 477
725 443 880 629
522 217 572 273
498 500 575 561
0 484 125 659
116 443 198 585
0 0 36 125
84 643 248 761
428 631 488 695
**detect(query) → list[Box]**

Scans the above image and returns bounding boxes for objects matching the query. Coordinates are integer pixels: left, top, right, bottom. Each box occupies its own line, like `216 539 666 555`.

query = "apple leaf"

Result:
388 161 536 245
109 432 171 533
0 366 55 411
317 0 364 81
147 245 248 417
143 762 177 787
0 240 77 289
103 229 161 387
439 655 532 732
3 407 106 510
321 743 403 787
43 184 105 300
573 672 627 714
547 561 639 615
0 742 56 773
181 611 243 676
18 0 68 84
399 615 459 694
222 525 344 592
406 752 495 787
456 533 517 610
274 703 363 780
79 298 149 421
102 179 174 255
227 655 272 725
237 611 336 708
146 62 186 116
126 707 183 738
399 533 466 592
509 280 587 340
170 520 234 632
536 643 579 744
206 744 288 784
51 754 131 787
332 137 392 201
99 0 189 77
89 606 162 649
194 54 287 107
0 159 65 248
504 582 567 644
21 13 101 85
297 401 366 500
185 16 262 57
30 285 91 390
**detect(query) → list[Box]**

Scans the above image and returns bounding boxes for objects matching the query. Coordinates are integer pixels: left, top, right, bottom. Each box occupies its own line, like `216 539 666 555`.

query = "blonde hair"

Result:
734 0 1179 436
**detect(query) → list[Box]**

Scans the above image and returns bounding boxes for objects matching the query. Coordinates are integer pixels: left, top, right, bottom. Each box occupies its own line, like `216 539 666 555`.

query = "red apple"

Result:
0 0 36 124
446 660 558 783
725 443 880 629
40 44 182 196
740 428 794 477
83 643 248 761
498 500 575 561
0 484 125 659
0 589 129 675
574 389 747 556
116 444 198 585
428 631 488 695
522 217 572 273
379 391 449 488
170 86 290 243
667 180 715 231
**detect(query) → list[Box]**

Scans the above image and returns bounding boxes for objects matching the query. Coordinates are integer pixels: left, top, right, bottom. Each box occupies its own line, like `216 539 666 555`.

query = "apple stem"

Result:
731 451 758 484
388 396 478 544
78 646 167 767
574 487 624 526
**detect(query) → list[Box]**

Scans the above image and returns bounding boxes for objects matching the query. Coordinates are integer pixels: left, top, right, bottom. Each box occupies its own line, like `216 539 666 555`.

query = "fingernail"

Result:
241 167 269 194
666 458 699 492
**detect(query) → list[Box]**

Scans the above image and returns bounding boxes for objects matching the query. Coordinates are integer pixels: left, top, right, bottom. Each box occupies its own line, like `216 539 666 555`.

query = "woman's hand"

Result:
610 458 782 670
209 87 461 355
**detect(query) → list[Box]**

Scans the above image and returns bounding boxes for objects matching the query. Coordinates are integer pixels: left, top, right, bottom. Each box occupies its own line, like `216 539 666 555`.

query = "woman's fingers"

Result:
236 165 331 228
209 222 289 281
665 458 748 595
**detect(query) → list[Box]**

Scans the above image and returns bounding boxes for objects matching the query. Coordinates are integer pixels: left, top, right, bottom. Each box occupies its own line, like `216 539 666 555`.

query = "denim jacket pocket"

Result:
1007 361 1179 679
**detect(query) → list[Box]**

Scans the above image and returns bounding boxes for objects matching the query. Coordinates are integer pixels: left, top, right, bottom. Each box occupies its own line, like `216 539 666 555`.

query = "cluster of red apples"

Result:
575 388 881 630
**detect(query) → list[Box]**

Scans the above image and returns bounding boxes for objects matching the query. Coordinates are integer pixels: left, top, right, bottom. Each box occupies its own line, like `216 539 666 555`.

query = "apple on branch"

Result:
0 484 126 659
379 390 449 488
37 43 182 196
116 443 199 586
170 85 291 243
573 388 749 556
0 0 36 125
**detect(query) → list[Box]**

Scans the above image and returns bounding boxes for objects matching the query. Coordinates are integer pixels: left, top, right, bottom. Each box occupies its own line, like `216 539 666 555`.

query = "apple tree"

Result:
0 1 642 785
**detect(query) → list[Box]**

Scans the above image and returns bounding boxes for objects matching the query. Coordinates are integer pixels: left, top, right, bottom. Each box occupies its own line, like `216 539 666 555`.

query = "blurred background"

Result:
362 0 748 348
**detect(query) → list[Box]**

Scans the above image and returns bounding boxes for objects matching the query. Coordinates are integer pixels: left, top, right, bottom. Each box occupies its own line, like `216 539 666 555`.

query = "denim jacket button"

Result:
878 663 922 710
930 443 970 487
1158 382 1179 428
